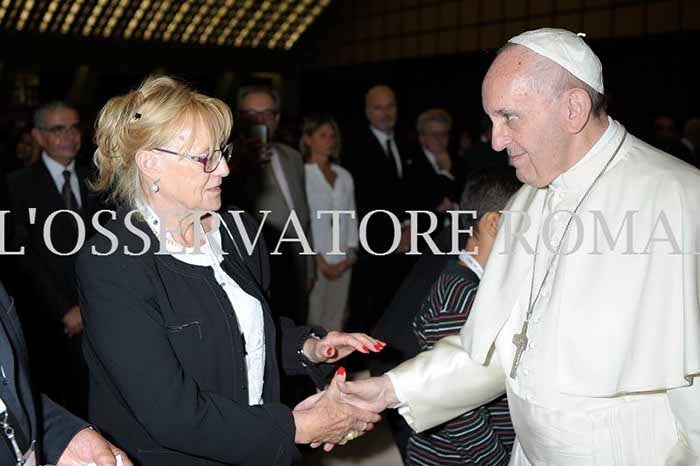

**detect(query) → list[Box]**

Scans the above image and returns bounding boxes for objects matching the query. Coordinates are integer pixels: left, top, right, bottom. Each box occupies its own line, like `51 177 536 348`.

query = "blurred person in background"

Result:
680 117 700 167
343 85 413 336
15 125 42 168
650 114 694 165
226 85 314 326
6 101 101 418
301 113 359 332
408 108 459 238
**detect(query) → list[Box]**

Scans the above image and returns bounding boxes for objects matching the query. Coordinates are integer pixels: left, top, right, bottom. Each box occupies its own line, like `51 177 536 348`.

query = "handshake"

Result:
291 368 401 452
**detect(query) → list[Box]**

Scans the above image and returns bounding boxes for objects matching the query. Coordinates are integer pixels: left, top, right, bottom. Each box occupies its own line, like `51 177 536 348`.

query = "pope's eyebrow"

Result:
494 108 517 116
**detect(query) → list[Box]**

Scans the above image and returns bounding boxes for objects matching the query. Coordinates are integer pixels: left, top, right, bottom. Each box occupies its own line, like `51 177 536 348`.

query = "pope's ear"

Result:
563 88 592 134
135 150 160 180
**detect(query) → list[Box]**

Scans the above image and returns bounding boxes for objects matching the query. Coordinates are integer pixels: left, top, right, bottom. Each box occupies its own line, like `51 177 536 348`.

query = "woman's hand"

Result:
318 256 345 280
57 428 133 466
304 331 386 364
293 368 381 451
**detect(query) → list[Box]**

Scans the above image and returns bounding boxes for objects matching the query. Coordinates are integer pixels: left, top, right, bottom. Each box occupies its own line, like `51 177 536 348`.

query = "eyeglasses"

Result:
241 109 277 122
153 142 233 173
40 124 81 136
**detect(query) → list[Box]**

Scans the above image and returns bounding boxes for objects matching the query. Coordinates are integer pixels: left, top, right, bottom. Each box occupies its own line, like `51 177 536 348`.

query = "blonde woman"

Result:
76 77 384 466
301 113 359 332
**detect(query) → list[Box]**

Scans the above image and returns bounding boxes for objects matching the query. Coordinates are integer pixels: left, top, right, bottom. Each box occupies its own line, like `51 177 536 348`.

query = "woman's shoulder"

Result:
78 206 156 272
331 163 352 179
331 164 355 188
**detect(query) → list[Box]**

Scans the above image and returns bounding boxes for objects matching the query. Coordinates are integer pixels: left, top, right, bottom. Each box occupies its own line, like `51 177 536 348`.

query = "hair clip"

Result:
133 112 142 120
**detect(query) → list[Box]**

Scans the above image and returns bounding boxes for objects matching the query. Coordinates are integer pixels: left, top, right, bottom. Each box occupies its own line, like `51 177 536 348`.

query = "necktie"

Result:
385 138 401 180
62 170 78 210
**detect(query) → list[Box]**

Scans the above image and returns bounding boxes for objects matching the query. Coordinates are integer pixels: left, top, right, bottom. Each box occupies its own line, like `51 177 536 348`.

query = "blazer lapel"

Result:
34 160 64 212
273 144 305 210
77 166 91 214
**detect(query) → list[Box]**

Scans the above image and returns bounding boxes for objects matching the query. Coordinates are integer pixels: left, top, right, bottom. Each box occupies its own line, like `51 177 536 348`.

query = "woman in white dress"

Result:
302 113 359 331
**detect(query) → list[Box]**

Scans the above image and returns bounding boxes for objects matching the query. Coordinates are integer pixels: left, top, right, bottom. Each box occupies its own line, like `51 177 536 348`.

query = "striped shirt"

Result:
407 258 515 466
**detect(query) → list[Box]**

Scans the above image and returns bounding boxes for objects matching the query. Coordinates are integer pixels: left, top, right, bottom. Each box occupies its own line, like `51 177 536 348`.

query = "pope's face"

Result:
482 47 567 188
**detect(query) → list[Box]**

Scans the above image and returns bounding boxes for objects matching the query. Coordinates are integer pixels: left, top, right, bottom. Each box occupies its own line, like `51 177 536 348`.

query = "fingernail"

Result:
362 346 370 353
337 367 346 376
327 347 333 356
374 343 381 351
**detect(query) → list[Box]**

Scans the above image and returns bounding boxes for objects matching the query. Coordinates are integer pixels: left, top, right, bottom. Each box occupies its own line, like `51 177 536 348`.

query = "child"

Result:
407 170 521 466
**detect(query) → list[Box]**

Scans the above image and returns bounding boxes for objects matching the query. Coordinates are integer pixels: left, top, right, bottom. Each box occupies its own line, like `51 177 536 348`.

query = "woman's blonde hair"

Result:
92 75 232 209
299 113 341 162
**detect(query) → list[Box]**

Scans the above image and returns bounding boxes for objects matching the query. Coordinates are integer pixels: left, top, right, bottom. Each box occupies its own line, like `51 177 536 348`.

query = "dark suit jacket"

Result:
403 147 460 240
405 147 458 210
77 207 332 466
0 282 88 464
6 158 102 321
224 142 314 323
368 228 456 378
343 128 412 253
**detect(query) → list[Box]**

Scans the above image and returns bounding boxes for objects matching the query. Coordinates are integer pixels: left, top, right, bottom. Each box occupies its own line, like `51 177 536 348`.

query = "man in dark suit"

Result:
0 281 131 466
343 85 414 335
405 108 460 240
6 101 101 417
226 85 315 326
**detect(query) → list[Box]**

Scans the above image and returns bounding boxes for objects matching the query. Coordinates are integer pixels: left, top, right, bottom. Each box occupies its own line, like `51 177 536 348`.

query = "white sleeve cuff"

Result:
440 170 455 181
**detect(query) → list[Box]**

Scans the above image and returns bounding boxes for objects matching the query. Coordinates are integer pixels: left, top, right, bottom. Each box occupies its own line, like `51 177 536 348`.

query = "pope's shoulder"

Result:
622 133 700 199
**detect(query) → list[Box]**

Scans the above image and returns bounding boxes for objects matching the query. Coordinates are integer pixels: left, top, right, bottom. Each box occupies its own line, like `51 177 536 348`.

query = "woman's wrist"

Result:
292 410 313 444
302 334 321 364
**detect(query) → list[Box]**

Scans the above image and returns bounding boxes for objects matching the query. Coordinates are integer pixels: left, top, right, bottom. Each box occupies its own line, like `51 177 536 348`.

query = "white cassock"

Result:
387 118 700 465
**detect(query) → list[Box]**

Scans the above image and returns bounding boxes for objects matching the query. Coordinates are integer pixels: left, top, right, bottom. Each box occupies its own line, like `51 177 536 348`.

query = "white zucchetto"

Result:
508 28 605 95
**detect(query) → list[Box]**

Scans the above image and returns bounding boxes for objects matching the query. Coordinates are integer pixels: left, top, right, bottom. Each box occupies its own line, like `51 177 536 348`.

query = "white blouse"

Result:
142 207 266 406
304 163 359 265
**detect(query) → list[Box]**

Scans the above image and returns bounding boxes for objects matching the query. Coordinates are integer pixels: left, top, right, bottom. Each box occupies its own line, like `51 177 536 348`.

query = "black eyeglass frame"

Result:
153 142 233 173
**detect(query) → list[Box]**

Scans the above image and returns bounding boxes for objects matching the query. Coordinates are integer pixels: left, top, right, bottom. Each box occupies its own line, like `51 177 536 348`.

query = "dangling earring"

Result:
150 177 160 193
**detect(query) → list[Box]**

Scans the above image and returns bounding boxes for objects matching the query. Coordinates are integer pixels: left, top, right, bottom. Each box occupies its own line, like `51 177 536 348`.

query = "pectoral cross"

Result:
510 320 529 379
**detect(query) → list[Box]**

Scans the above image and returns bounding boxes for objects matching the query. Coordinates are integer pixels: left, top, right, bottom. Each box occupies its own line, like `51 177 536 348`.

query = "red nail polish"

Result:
374 344 381 351
337 367 346 376
327 348 333 356
362 346 369 353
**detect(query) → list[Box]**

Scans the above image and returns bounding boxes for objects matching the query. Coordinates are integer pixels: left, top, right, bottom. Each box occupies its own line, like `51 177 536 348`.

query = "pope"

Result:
337 28 700 466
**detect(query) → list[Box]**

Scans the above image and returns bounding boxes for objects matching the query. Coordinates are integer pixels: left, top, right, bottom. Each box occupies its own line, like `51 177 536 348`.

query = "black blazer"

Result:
405 148 459 209
343 128 413 253
368 228 456 377
0 282 88 464
6 158 102 320
76 207 331 466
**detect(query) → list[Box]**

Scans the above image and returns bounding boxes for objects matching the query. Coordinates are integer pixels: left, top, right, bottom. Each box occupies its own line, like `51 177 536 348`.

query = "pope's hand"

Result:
304 331 386 364
57 427 132 466
337 375 401 413
293 368 381 451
